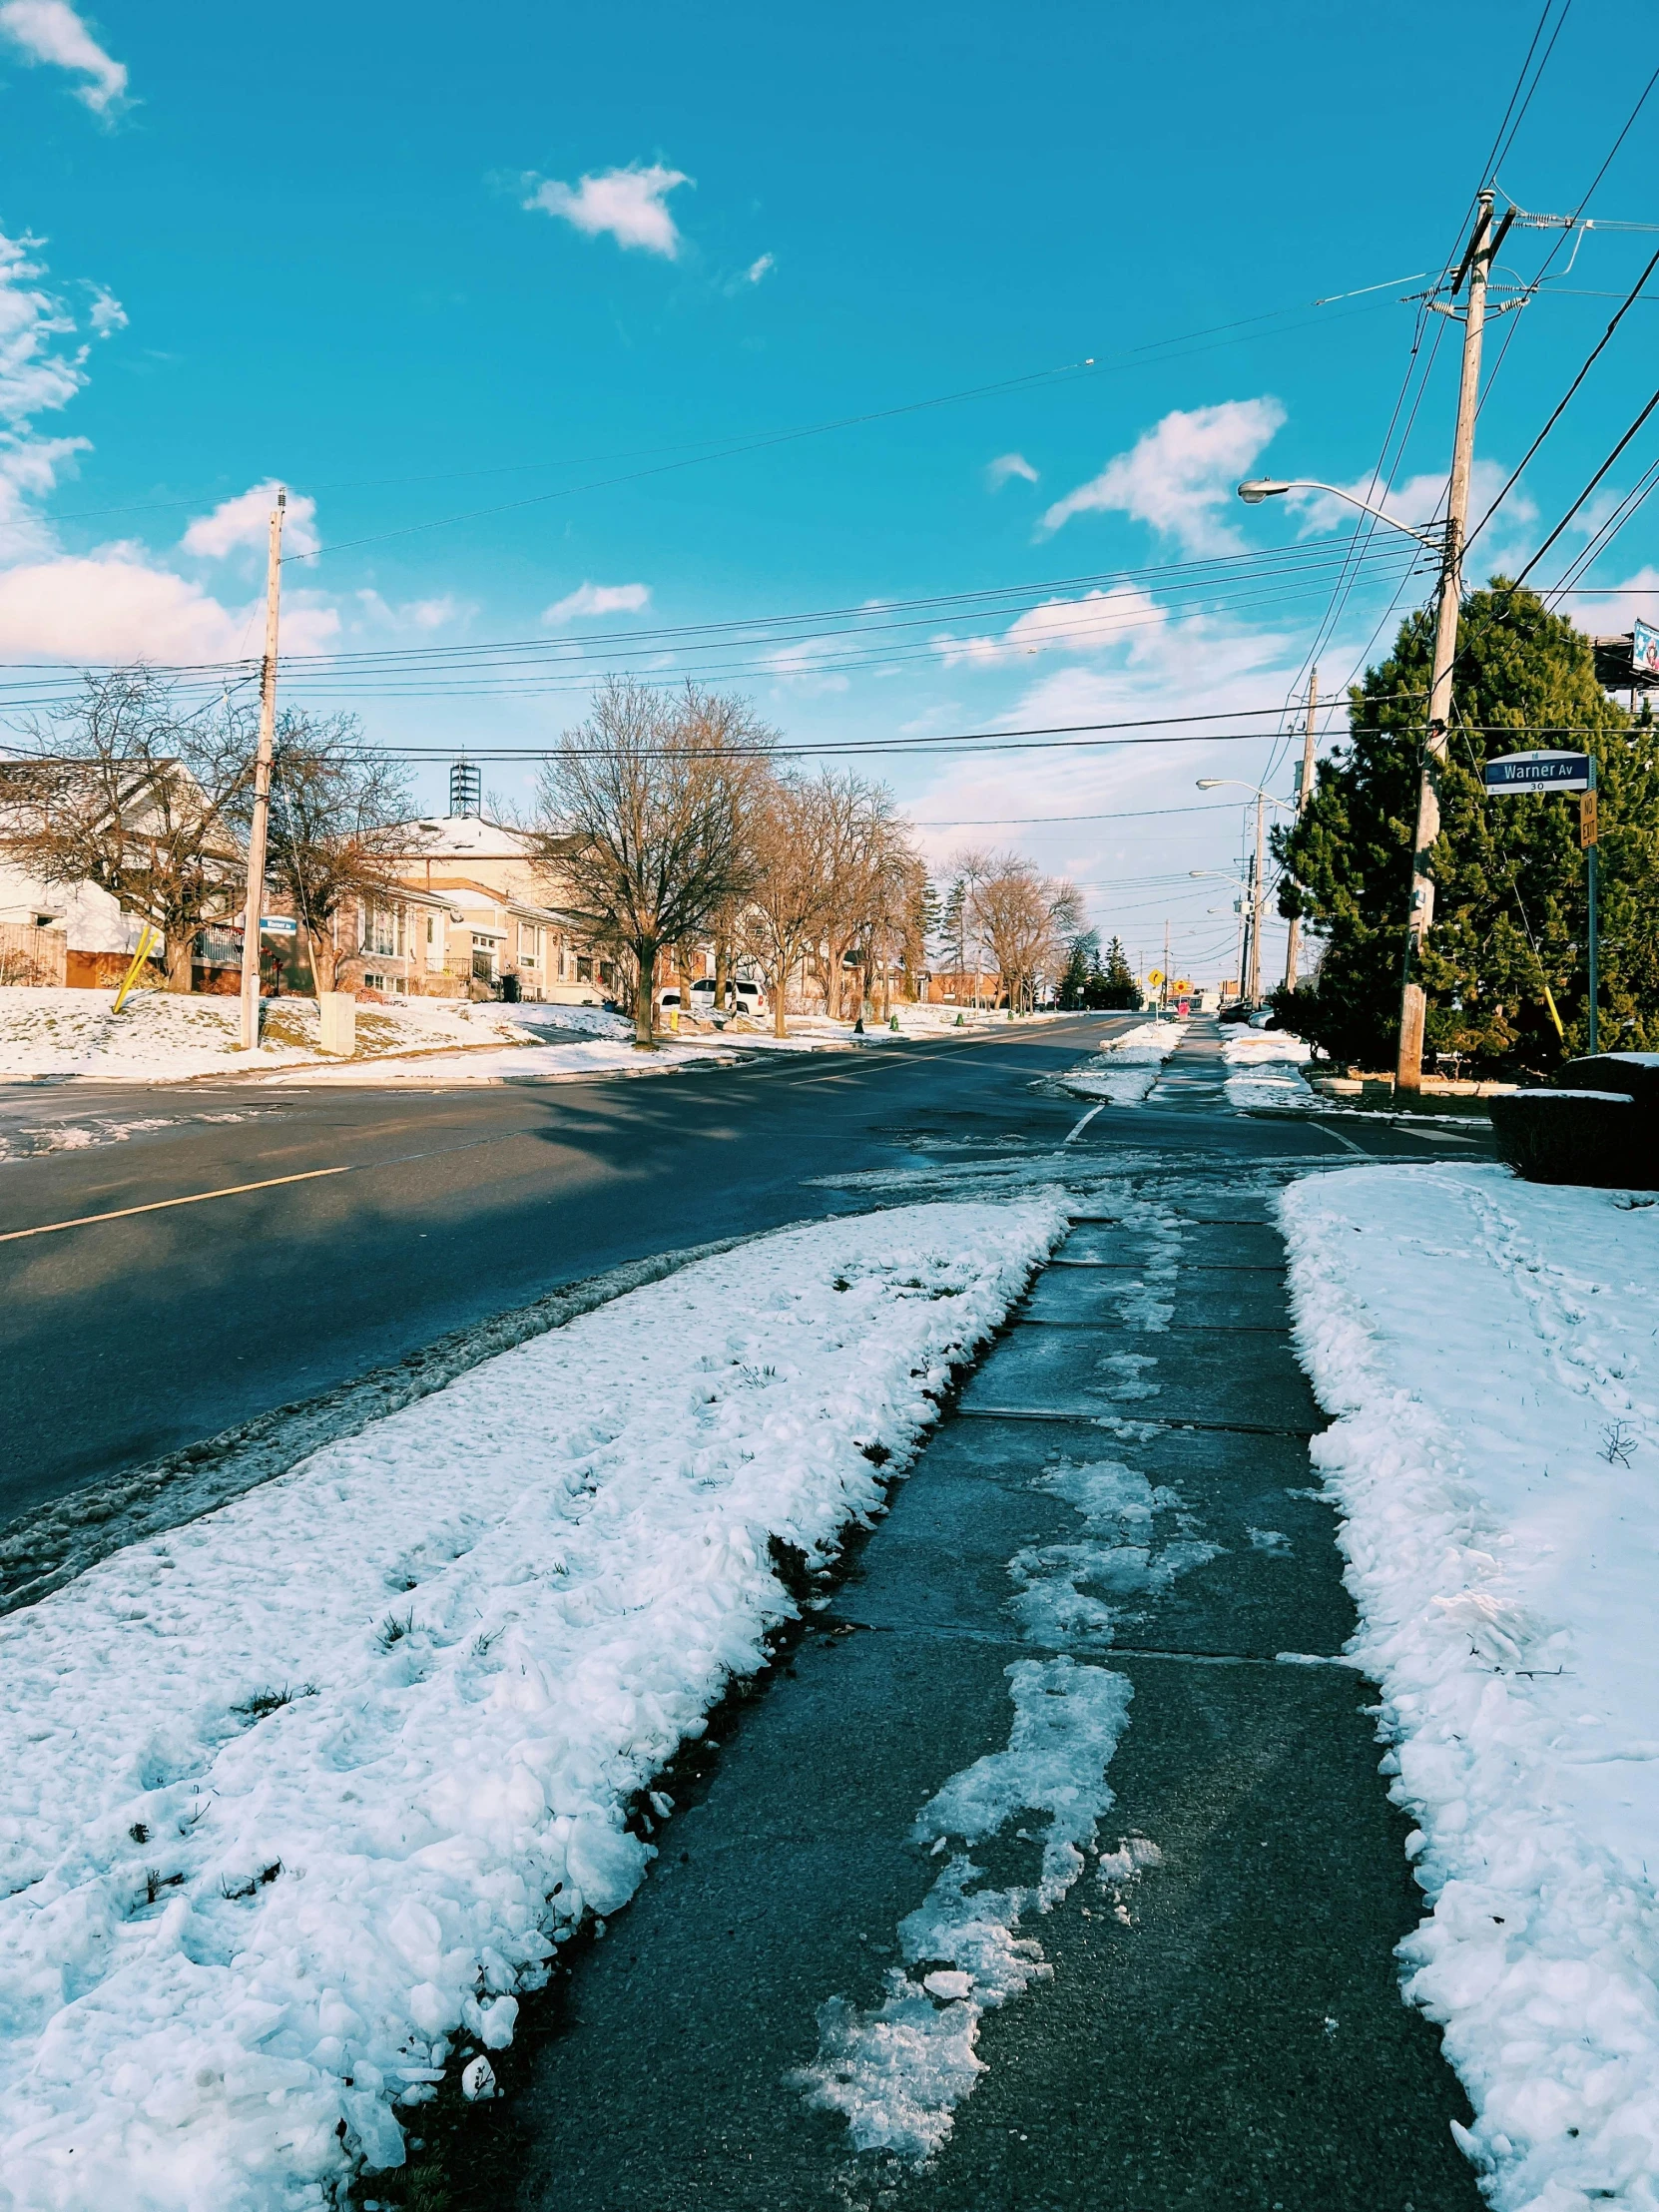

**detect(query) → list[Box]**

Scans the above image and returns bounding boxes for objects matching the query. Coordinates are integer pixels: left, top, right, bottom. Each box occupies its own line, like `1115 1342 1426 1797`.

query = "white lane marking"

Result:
1314 1121 1369 1157
1063 1102 1107 1145
0 1166 351 1244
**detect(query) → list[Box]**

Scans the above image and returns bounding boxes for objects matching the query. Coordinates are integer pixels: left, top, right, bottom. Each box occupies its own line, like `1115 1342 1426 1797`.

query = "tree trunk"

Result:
306 922 336 996
634 940 658 1048
164 928 195 992
773 962 789 1038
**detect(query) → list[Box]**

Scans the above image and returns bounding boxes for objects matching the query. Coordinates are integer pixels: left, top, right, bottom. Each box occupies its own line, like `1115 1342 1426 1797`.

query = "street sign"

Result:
1580 791 1598 847
1482 750 1592 793
1635 618 1659 678
260 916 299 936
1147 968 1165 986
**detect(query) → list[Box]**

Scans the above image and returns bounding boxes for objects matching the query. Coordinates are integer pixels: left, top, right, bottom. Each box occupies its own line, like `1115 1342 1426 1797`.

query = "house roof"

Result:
397 814 536 859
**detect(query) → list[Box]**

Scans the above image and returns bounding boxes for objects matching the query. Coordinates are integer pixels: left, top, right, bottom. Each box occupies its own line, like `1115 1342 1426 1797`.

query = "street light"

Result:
1235 478 1445 553
1194 780 1294 1006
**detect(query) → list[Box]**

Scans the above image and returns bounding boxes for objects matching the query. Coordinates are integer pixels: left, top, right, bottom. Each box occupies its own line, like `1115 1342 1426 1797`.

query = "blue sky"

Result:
3 0 1655 983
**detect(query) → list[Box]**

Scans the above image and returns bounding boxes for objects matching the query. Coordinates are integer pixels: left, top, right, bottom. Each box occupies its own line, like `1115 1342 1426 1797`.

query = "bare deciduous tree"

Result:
228 712 419 994
965 853 1085 1013
2 670 252 990
739 773 837 1035
530 677 771 1047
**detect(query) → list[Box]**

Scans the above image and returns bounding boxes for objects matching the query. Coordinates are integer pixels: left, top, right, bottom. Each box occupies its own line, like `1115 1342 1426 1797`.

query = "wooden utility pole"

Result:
1284 668 1318 992
238 490 285 1051
1247 788 1266 1004
1396 194 1501 1091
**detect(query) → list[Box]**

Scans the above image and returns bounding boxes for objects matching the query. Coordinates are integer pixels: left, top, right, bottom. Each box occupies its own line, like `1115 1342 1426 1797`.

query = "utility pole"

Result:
1396 192 1504 1091
1284 668 1317 991
238 489 285 1051
1247 789 1266 1004
1161 918 1171 1015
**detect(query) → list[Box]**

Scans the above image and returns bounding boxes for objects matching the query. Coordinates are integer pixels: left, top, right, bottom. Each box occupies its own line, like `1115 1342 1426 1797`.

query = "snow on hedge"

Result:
0 1199 1063 2210
1282 1165 1659 2210
1057 1019 1184 1105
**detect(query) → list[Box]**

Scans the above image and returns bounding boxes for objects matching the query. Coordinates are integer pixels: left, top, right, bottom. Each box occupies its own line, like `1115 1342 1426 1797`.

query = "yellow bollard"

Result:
112 924 159 1014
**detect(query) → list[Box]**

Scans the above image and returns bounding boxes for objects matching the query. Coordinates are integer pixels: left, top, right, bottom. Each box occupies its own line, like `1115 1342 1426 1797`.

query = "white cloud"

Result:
0 0 127 113
0 232 348 670
744 254 775 284
0 549 338 662
986 452 1038 490
84 282 125 336
1042 397 1287 555
181 481 320 561
354 588 470 634
934 586 1166 669
0 229 88 423
766 638 849 695
0 431 85 559
542 579 650 625
1288 460 1535 575
522 164 691 258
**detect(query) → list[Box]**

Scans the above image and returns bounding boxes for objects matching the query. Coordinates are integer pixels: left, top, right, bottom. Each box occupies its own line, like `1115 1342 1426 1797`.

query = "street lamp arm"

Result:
1235 477 1445 553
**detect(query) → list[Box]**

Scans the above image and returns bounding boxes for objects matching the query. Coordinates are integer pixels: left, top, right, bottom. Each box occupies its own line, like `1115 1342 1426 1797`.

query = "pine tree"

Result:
1057 929 1098 1008
1274 583 1658 1071
1084 934 1143 1010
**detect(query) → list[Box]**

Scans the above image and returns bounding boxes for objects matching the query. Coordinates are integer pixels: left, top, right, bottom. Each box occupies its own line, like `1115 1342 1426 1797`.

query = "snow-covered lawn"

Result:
0 1200 1062 2211
0 990 1037 1087
1283 1165 1659 2211
1055 1018 1185 1105
0 990 528 1082
1223 1026 1316 1110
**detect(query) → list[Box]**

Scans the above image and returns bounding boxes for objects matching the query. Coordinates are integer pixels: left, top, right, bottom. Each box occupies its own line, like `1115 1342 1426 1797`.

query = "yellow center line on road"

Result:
0 1166 351 1245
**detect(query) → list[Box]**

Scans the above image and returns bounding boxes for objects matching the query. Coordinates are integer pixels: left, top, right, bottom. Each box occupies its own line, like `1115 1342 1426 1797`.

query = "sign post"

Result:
1481 750 1598 1053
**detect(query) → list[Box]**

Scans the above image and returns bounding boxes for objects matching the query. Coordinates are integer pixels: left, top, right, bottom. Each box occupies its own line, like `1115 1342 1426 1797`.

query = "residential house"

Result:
359 806 610 1003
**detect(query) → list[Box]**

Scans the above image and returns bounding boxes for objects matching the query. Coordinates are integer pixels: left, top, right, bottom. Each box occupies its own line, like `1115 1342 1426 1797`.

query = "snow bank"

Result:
0 1200 1063 2210
1224 1027 1315 1110
1282 1165 1659 2210
1056 1019 1185 1106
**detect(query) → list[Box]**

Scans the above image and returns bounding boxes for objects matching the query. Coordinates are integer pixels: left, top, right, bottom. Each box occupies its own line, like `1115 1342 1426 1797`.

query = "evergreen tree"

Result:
1058 928 1099 1008
1274 583 1659 1071
1084 933 1143 1010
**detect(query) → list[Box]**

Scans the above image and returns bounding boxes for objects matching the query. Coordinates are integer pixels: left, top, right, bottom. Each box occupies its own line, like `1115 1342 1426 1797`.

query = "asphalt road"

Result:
0 1016 1484 1531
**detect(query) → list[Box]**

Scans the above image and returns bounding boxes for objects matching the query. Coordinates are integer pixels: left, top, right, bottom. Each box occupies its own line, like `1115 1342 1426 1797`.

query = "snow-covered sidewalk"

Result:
1055 1018 1185 1106
1283 1165 1659 2210
0 1200 1062 2211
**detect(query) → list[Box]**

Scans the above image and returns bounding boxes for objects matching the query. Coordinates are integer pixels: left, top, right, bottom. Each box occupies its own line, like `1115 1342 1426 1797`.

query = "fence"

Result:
0 924 67 988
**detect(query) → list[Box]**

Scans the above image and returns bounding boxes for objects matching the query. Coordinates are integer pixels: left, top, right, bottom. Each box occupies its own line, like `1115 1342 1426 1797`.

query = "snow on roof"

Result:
399 814 534 858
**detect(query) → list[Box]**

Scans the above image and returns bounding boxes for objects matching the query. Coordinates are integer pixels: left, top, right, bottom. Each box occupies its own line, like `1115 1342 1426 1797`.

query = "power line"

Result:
1466 241 1659 550
1510 378 1659 589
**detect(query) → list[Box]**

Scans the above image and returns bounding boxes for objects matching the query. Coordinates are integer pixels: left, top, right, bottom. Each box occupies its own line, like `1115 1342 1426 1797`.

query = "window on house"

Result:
576 955 592 981
364 903 404 958
520 924 540 966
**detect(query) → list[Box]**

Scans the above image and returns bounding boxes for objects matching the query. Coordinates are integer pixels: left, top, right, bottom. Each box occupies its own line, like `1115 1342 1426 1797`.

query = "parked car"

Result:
1217 1002 1255 1025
